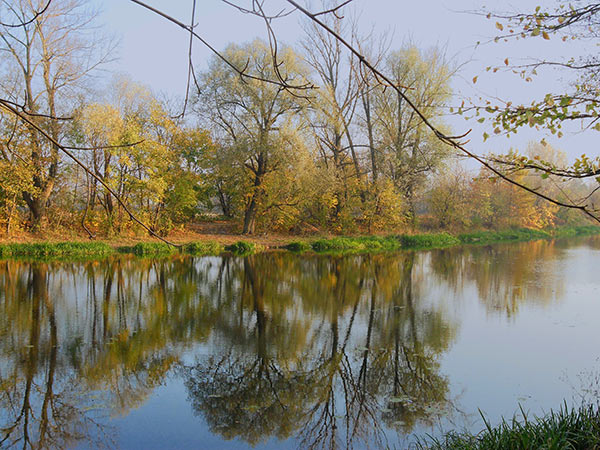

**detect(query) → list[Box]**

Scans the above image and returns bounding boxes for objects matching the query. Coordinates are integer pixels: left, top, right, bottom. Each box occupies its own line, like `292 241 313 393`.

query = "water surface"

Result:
1 237 600 449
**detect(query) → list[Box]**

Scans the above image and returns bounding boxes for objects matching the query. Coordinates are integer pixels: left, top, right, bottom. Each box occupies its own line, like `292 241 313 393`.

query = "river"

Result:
1 236 600 449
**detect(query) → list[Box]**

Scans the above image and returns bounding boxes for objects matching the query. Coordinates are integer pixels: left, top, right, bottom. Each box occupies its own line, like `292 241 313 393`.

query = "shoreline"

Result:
0 225 599 260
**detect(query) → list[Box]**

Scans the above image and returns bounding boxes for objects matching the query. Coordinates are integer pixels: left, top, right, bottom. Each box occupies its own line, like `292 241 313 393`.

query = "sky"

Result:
95 0 598 163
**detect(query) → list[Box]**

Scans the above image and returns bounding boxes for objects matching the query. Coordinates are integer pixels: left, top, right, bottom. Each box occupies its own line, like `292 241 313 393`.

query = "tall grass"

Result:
417 404 600 450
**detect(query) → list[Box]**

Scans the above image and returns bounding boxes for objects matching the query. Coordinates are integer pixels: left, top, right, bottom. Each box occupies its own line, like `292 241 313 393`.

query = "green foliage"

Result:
225 241 257 255
182 241 224 256
417 404 600 450
127 242 176 256
552 225 600 238
459 228 551 244
397 233 461 249
284 241 312 252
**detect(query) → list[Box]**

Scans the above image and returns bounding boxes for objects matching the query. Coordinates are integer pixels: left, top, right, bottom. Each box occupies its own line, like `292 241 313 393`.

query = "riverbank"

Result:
0 226 599 259
417 403 600 449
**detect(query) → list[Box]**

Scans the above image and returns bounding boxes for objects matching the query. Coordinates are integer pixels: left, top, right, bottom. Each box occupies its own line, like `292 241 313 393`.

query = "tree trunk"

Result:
243 170 264 234
243 194 259 234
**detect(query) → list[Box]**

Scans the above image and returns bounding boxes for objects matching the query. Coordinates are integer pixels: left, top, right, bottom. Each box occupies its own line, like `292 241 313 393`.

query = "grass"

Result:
458 228 551 245
1 225 598 260
397 232 460 249
284 241 312 252
181 241 224 256
283 226 600 255
417 404 600 450
225 240 258 255
552 225 600 238
121 242 176 256
295 232 464 254
0 242 114 259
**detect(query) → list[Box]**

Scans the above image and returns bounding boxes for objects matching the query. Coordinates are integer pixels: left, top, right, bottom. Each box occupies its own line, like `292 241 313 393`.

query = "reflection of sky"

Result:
4 238 600 449
433 241 600 438
95 0 598 161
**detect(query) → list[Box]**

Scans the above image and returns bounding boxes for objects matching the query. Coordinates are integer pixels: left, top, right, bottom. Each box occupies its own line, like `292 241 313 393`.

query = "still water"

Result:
1 237 600 449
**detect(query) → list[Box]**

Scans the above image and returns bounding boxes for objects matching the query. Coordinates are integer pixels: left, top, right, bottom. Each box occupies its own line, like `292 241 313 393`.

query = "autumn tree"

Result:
370 46 454 225
0 0 112 230
195 39 310 234
301 6 363 226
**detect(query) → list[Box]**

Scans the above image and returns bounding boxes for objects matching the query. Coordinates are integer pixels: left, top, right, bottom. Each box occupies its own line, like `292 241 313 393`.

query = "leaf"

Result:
496 22 504 31
483 132 490 141
472 76 478 84
532 28 541 36
504 58 509 66
542 31 550 40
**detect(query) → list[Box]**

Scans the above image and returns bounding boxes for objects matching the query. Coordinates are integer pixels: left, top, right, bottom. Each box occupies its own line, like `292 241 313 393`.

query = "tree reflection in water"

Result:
0 242 566 449
182 252 458 448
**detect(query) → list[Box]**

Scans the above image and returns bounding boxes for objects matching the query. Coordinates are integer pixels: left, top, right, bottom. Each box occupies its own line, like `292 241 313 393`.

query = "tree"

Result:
370 46 454 225
196 39 309 234
301 6 363 225
0 0 112 230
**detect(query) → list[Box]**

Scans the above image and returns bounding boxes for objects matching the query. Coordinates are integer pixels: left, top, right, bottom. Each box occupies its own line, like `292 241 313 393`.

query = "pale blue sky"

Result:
95 0 597 161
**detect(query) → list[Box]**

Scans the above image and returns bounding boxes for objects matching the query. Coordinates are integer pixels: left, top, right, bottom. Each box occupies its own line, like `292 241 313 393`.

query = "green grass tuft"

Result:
284 241 312 252
125 242 176 256
225 241 257 255
182 241 224 256
417 403 600 450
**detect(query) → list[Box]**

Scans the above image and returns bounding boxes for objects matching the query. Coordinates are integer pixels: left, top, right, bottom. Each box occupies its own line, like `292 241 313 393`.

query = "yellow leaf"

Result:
542 31 550 40
496 22 504 31
472 76 478 84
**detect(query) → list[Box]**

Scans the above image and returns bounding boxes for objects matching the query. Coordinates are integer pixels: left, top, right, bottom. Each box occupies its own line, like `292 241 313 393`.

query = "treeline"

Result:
0 2 595 237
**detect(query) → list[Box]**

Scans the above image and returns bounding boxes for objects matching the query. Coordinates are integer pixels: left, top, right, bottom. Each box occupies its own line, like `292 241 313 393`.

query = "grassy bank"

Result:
0 239 253 259
0 242 115 259
417 404 600 450
287 225 600 254
1 226 598 259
